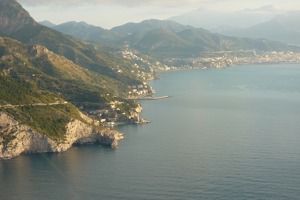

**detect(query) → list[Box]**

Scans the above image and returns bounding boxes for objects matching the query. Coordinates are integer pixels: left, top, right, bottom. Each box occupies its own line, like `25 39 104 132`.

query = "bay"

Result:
1 64 300 200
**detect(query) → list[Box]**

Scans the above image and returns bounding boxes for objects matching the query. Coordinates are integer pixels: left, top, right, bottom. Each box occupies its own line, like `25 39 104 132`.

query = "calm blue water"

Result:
1 64 300 200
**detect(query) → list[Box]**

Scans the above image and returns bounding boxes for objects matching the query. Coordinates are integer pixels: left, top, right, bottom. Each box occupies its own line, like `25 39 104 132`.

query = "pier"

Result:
132 96 172 100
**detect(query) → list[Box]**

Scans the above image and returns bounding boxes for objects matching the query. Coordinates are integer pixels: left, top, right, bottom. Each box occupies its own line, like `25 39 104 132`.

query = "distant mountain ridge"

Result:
169 6 300 45
169 6 281 29
47 19 300 57
213 11 300 45
54 21 106 41
111 19 189 34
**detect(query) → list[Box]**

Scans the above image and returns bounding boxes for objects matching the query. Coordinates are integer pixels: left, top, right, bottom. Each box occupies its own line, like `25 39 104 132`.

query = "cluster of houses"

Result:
128 84 154 96
87 100 137 127
88 108 123 127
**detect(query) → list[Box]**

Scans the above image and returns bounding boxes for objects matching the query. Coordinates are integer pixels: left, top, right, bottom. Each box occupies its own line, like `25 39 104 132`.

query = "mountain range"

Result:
43 19 299 58
1 0 300 158
211 11 300 45
169 6 300 45
169 6 283 29
0 0 154 147
0 0 155 95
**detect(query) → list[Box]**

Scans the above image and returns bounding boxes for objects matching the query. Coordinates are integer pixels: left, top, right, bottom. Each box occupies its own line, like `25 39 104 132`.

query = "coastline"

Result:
0 110 124 160
3 62 298 160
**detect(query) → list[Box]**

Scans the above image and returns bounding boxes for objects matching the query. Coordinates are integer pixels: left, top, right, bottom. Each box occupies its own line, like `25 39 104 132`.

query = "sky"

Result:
17 0 300 29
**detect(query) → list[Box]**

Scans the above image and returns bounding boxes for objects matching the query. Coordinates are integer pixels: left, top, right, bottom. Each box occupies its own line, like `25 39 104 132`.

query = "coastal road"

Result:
0 101 68 109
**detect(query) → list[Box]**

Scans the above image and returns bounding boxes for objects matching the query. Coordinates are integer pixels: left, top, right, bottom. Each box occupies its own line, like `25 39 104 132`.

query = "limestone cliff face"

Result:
129 103 149 124
0 0 37 35
129 103 143 121
0 112 124 160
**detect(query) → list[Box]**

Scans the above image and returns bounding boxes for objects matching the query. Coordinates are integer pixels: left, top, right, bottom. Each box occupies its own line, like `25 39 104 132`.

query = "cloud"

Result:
18 0 206 7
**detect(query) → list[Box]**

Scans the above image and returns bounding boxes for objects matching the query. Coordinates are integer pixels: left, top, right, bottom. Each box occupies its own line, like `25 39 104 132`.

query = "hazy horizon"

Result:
18 0 300 29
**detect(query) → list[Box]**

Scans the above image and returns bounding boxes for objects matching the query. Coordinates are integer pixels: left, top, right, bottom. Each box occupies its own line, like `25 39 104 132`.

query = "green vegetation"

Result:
2 104 85 141
0 0 152 142
0 0 155 97
11 25 148 87
0 38 142 108
0 77 57 105
0 37 143 139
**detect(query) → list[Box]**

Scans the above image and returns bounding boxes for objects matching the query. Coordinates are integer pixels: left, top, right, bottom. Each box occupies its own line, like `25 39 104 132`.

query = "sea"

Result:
1 64 300 200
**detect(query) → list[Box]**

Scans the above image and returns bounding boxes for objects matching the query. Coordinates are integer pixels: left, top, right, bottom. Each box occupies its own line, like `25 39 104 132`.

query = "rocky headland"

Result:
0 111 124 160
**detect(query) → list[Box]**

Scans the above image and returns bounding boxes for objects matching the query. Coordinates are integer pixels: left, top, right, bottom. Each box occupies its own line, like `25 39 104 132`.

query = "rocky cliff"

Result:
0 0 36 35
0 111 124 160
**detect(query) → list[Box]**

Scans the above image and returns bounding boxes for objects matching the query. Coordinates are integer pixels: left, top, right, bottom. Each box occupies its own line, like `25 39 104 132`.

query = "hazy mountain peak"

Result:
77 21 89 25
111 19 188 35
56 21 104 29
169 6 281 29
63 21 88 25
0 0 36 34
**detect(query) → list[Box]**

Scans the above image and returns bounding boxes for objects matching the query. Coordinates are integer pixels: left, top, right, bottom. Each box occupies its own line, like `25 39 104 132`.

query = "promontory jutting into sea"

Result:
1 0 300 199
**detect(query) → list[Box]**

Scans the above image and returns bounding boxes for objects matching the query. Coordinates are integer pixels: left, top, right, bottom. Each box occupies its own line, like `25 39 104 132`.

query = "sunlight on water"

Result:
1 64 300 200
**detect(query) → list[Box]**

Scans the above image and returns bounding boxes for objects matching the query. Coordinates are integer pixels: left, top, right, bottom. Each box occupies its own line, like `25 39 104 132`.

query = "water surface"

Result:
1 64 300 200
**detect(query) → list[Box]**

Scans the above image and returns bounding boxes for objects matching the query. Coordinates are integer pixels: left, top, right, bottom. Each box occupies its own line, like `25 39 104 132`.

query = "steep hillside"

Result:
0 0 154 88
0 0 36 35
0 37 128 159
1 38 109 94
0 37 151 112
0 38 124 156
0 0 152 159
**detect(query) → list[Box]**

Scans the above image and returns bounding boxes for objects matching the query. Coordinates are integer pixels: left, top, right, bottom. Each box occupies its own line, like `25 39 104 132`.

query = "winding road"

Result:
0 101 68 109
